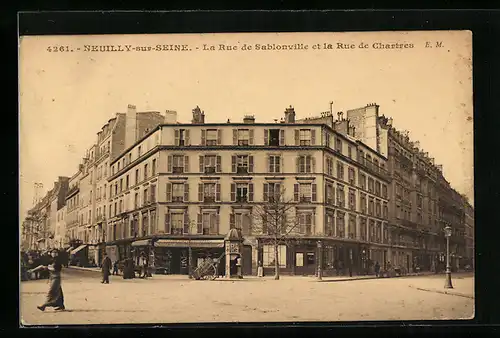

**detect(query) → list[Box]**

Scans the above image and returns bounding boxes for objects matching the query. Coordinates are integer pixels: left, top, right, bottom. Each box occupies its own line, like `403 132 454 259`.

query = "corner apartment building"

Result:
347 103 469 273
65 169 82 242
104 106 391 276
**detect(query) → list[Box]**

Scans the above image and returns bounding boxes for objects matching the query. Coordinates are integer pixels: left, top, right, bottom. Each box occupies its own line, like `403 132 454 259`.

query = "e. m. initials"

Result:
425 41 444 48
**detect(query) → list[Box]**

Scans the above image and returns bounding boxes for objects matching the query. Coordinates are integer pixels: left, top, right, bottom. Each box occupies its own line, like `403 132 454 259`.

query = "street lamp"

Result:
444 225 453 289
317 240 323 281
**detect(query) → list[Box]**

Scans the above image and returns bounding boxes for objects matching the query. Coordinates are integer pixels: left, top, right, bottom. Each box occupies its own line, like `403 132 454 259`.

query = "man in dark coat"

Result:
101 252 112 284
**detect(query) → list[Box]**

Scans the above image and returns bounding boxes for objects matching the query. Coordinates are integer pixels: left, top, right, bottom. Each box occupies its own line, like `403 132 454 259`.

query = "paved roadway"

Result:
20 268 474 325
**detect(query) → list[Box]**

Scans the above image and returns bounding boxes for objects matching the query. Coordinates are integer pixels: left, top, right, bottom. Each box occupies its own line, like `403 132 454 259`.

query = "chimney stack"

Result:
284 105 296 123
125 104 138 148
243 115 255 124
164 110 178 124
191 106 205 124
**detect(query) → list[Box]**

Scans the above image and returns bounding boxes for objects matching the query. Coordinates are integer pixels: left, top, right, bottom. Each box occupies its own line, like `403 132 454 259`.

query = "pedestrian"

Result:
139 252 148 279
112 260 119 275
28 249 65 312
101 252 112 284
257 260 264 277
374 261 380 278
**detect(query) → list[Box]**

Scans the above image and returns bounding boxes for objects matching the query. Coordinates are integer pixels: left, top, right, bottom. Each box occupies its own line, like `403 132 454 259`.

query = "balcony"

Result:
204 167 216 174
203 196 216 203
172 196 184 203
173 167 184 174
236 166 249 174
358 158 391 181
236 196 248 203
300 196 312 203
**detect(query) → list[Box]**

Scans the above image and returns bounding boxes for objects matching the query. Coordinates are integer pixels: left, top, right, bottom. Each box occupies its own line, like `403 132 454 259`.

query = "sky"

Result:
19 31 474 217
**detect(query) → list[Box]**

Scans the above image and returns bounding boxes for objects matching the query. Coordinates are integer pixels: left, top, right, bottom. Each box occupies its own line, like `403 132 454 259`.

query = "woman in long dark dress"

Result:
28 249 65 311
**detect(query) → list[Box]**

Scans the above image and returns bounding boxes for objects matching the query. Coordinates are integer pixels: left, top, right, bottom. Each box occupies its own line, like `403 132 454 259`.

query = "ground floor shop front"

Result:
256 238 395 277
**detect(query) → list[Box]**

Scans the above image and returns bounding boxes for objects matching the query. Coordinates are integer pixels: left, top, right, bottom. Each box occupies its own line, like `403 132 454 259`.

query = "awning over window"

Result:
131 239 152 247
155 239 224 248
70 244 87 255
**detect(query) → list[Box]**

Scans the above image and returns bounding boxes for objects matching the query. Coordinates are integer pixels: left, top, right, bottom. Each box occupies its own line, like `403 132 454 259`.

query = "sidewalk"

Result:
317 271 437 283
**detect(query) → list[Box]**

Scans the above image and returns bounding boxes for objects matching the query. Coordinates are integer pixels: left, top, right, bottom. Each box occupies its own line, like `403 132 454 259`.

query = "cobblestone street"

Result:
20 269 474 325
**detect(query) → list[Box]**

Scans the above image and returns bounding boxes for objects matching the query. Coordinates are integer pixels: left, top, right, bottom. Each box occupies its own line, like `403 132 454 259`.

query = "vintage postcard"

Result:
19 31 474 325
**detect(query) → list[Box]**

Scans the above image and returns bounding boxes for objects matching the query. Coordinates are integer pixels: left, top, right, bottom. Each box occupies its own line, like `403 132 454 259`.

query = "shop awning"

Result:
70 244 87 255
155 239 224 248
131 239 152 247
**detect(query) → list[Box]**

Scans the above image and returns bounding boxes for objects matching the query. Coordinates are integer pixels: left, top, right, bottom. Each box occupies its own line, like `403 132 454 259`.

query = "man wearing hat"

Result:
100 252 112 284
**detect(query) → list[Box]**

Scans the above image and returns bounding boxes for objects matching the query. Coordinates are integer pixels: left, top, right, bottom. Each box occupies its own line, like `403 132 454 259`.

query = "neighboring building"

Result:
55 205 67 249
464 198 474 268
348 104 468 273
65 169 82 243
104 106 391 276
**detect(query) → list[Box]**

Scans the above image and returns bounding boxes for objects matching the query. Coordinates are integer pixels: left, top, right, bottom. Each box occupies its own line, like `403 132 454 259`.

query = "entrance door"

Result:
242 245 252 276
295 251 315 275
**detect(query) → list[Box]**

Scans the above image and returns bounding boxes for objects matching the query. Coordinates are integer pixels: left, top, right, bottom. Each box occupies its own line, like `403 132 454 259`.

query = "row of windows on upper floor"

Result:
106 154 388 200
109 127 387 178
102 181 389 221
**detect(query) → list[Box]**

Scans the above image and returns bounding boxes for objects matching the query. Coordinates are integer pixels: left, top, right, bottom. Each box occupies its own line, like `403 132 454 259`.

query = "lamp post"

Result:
317 240 323 281
444 225 453 289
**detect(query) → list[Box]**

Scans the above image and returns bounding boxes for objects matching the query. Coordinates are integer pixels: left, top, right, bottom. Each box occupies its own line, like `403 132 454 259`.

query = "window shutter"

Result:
312 184 317 202
165 213 171 234
216 156 222 173
167 155 173 173
249 130 254 145
263 183 269 202
233 129 238 145
264 129 269 146
201 129 206 145
280 129 285 146
184 183 189 202
311 129 316 145
215 183 221 202
230 213 235 229
295 130 300 145
198 183 204 202
267 156 271 173
249 156 254 173
166 183 172 202
217 129 222 145
184 156 189 173
230 183 236 202
248 183 254 202
197 214 202 234
174 130 180 146
199 156 204 173
231 155 237 173
262 215 268 234
183 213 189 234
185 129 190 146
296 156 300 173
312 157 316 173
294 184 299 202
215 213 220 234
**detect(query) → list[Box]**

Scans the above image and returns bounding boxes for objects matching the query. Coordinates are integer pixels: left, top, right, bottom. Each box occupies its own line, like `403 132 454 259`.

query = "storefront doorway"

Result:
295 251 316 275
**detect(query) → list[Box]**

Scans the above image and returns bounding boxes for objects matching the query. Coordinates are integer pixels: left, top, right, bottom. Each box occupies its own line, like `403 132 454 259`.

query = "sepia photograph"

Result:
19 30 474 325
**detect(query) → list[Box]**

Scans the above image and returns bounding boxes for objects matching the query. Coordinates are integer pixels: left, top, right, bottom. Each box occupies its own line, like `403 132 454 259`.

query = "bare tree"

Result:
251 187 300 280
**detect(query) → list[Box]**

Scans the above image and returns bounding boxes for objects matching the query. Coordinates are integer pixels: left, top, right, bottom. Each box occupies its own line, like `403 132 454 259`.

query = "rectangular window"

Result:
326 184 335 204
203 183 216 203
299 184 312 203
325 213 335 236
138 146 142 157
348 188 356 211
337 162 345 180
236 155 249 174
359 173 366 190
268 155 281 173
336 212 345 238
202 213 218 235
266 129 281 146
299 129 311 146
175 129 186 146
135 169 139 184
348 167 355 185
172 155 184 174
360 217 367 241
348 214 356 239
236 183 249 203
152 159 157 175
264 182 281 202
134 193 139 209
237 129 250 146
171 183 184 202
233 213 252 235
368 197 374 216
262 244 286 268
376 200 381 217
171 213 184 235
143 188 149 205
383 202 388 218
336 185 345 208
126 176 129 189
335 138 342 153
206 129 218 146
382 184 388 199
326 157 334 176
368 178 374 193
297 155 315 173
204 155 217 174
298 213 313 235
360 193 367 213
375 181 381 196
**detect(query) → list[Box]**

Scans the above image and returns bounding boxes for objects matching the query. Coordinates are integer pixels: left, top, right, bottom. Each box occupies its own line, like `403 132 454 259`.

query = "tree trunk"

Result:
274 243 280 280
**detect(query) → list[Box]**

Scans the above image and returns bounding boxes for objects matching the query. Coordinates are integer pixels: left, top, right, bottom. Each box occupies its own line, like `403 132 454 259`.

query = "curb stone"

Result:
409 285 474 299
